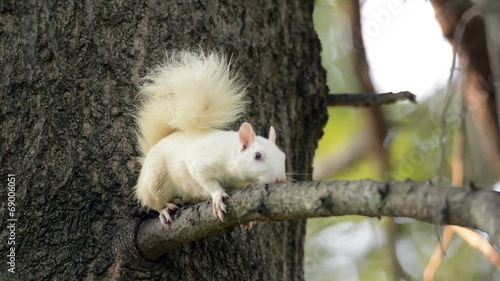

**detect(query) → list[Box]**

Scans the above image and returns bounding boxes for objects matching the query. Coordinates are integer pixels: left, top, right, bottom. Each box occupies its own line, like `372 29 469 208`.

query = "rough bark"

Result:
137 180 500 261
1 1 327 280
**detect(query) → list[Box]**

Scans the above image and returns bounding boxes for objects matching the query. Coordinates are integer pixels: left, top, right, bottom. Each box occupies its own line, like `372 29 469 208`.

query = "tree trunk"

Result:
1 1 327 280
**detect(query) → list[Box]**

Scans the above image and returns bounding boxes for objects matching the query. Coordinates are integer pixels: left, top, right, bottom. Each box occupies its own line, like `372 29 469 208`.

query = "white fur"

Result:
136 129 286 210
134 51 286 223
136 51 247 156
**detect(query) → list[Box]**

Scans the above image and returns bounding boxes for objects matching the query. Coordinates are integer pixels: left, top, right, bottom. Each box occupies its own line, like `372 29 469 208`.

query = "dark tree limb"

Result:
327 91 417 107
136 180 500 260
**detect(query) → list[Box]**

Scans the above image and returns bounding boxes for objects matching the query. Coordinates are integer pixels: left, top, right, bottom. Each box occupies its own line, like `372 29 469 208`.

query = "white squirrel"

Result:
135 51 286 226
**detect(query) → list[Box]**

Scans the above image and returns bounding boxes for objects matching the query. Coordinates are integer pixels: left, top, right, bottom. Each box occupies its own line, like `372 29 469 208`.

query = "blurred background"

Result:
306 0 500 280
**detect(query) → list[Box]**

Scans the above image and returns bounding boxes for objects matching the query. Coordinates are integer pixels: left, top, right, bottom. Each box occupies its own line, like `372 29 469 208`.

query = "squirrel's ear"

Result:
268 126 276 143
239 122 256 150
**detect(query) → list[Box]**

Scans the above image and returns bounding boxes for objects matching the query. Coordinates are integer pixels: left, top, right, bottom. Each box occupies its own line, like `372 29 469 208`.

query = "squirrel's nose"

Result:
276 178 286 183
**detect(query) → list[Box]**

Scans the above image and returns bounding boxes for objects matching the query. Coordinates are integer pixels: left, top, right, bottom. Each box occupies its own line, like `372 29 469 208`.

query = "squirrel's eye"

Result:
253 152 262 160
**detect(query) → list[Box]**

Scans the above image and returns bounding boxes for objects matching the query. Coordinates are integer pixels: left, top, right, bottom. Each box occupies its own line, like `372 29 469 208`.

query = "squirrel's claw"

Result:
159 202 180 227
242 221 256 230
172 198 184 206
159 211 172 226
212 190 229 221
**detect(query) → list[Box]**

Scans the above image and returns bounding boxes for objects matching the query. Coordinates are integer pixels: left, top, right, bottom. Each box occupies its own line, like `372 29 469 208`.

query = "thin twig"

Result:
326 91 416 107
433 6 481 271
424 227 456 281
437 3 480 187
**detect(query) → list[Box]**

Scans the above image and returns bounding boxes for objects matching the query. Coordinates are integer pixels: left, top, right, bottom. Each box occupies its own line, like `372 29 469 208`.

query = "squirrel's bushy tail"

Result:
136 51 247 156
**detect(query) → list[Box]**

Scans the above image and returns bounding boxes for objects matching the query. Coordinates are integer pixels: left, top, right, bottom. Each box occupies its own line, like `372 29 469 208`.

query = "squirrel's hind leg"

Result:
159 202 181 227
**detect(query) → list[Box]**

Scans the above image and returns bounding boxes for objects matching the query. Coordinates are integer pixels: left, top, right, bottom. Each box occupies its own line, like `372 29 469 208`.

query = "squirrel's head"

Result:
235 122 286 184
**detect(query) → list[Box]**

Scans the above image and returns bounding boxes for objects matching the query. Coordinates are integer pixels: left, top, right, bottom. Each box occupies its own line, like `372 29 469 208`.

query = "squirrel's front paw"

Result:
211 190 229 221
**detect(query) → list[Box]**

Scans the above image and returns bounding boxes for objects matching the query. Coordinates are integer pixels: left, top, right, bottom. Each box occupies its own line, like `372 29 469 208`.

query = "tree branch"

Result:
327 91 417 107
135 180 500 260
